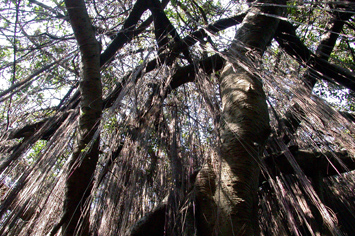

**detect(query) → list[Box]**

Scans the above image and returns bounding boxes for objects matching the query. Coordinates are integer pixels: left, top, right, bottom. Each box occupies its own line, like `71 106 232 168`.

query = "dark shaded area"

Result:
263 147 355 179
130 204 166 236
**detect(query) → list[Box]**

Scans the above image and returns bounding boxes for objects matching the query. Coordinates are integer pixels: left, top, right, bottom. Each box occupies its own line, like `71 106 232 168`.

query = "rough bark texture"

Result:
61 1 102 235
195 1 284 235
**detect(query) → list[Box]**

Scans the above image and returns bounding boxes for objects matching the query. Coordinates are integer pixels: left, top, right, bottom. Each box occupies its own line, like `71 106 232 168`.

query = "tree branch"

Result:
100 0 170 67
275 20 355 92
9 12 355 171
277 10 353 144
29 0 67 19
264 148 355 178
0 57 69 102
148 0 192 63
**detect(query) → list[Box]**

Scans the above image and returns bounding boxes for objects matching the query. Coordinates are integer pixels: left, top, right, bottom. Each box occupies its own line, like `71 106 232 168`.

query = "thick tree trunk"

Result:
195 1 284 235
60 1 102 235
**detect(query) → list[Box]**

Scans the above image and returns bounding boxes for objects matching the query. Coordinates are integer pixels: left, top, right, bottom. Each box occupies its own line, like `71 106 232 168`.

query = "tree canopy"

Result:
0 0 355 235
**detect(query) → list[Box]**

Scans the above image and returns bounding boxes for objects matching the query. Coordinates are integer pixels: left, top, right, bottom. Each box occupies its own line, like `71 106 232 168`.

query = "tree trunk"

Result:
60 1 102 235
195 1 284 235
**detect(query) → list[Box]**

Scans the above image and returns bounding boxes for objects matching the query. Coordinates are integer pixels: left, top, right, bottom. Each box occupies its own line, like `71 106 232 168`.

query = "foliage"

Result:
0 0 354 235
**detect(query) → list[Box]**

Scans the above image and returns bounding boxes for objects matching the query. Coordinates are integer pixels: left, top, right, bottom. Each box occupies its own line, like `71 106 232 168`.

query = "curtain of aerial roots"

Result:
0 110 79 235
0 53 211 234
86 68 211 235
259 46 355 235
2 20 355 236
2 56 355 236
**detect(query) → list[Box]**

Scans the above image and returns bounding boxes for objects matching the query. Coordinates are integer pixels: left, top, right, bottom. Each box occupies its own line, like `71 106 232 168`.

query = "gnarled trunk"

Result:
195 1 284 235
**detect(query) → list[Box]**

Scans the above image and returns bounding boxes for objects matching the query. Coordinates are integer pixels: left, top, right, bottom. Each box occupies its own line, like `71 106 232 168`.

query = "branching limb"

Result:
275 19 355 92
264 148 355 178
0 57 70 102
148 0 192 63
100 0 170 67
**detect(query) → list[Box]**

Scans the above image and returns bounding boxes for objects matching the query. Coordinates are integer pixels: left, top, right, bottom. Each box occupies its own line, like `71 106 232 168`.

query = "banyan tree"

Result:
0 0 354 235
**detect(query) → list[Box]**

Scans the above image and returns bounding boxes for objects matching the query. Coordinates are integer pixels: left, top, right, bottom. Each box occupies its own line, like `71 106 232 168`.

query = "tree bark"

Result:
60 1 102 235
195 1 284 235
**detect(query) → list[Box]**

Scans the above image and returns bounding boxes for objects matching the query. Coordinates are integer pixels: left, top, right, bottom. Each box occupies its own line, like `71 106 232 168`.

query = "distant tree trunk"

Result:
195 1 284 235
60 1 102 235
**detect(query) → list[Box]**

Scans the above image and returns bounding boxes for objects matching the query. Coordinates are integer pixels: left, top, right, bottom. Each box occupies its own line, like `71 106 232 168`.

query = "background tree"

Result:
0 0 354 235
